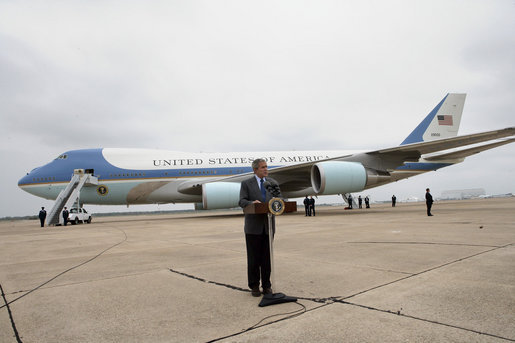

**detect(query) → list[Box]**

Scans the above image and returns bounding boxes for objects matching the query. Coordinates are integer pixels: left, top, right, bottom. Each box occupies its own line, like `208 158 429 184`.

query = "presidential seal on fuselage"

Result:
97 185 109 196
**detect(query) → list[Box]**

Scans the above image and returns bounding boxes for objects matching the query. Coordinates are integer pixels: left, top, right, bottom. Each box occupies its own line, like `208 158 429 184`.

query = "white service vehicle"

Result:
68 208 92 225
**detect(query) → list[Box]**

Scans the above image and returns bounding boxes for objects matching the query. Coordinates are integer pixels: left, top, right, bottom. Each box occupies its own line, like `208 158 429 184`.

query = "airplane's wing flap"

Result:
374 127 514 156
424 138 515 161
363 127 515 171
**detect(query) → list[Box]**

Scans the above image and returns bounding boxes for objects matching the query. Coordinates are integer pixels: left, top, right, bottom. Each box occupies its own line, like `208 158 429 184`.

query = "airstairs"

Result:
46 169 98 226
342 193 359 209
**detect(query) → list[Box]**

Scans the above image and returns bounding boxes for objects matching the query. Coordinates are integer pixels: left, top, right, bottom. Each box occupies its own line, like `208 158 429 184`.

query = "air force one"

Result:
19 93 514 224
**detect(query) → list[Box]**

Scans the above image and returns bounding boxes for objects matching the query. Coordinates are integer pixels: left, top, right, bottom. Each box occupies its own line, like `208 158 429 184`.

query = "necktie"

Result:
260 178 266 202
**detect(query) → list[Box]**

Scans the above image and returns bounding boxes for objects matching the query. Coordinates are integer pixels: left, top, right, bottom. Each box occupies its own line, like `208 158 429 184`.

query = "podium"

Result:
243 199 298 307
243 201 297 214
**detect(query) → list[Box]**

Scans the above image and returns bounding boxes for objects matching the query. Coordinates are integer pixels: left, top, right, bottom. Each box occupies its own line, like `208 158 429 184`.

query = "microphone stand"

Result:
268 212 276 289
258 195 297 307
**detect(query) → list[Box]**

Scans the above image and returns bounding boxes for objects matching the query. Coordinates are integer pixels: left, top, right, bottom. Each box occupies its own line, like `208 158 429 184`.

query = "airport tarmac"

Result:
1 198 514 342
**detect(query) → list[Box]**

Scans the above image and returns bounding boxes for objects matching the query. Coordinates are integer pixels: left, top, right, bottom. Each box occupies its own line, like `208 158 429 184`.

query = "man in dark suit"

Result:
38 207 46 227
425 188 434 216
309 196 316 216
303 196 310 216
62 207 69 226
239 158 281 297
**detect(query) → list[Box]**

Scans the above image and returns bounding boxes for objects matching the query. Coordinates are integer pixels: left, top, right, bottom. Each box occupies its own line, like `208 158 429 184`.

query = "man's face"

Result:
254 161 268 179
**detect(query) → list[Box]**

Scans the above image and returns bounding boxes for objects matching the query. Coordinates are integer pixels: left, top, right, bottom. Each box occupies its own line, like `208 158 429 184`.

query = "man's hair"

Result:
426 188 430 191
252 158 266 170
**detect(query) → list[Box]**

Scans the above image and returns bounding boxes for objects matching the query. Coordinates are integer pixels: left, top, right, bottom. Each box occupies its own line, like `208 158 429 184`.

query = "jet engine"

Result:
200 182 241 210
311 161 367 195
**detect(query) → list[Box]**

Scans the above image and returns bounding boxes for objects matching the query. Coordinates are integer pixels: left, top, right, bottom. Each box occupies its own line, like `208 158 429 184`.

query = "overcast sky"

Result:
1 0 514 218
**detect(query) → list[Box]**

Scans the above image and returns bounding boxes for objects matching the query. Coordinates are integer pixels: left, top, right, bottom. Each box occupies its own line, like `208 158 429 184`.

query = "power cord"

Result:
0 228 127 309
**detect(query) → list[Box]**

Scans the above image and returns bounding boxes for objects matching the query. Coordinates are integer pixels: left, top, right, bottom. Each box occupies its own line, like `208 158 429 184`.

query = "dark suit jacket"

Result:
239 176 281 235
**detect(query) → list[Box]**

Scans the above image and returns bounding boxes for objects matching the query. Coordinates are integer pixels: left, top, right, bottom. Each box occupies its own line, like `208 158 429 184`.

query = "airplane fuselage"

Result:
18 148 366 206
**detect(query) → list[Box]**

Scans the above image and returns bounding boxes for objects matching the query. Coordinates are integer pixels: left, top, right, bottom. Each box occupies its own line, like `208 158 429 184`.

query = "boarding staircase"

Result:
46 169 98 226
342 193 359 209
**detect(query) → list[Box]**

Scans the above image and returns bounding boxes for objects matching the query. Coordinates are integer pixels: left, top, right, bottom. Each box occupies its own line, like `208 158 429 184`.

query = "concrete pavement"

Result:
1 198 514 342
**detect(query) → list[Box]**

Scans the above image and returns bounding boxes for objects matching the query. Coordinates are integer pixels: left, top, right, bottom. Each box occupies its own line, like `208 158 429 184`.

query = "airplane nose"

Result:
18 172 33 188
18 174 29 187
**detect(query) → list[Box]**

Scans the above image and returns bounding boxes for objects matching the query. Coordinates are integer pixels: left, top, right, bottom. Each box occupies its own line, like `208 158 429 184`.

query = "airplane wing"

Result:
176 127 514 196
424 138 515 161
360 127 515 171
271 127 515 192
372 127 515 157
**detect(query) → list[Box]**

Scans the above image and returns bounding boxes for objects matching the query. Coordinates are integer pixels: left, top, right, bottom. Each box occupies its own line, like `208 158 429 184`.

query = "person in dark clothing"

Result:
358 195 362 209
38 207 46 227
303 196 310 216
62 207 69 226
347 195 353 209
309 196 315 216
392 195 397 207
425 188 434 216
365 196 370 208
239 158 282 297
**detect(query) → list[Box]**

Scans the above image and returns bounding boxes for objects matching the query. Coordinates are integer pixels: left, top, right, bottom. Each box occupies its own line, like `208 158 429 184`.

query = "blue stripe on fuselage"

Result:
18 148 258 186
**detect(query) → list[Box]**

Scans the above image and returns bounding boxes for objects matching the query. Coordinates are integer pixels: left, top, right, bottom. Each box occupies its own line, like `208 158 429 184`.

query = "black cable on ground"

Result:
170 242 515 342
206 302 307 343
0 228 127 310
169 268 317 343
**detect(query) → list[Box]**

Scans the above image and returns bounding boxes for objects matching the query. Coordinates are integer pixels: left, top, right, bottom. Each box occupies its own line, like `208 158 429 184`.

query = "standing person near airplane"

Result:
426 188 434 216
239 158 282 297
38 207 46 227
309 196 316 216
303 196 310 216
62 207 69 226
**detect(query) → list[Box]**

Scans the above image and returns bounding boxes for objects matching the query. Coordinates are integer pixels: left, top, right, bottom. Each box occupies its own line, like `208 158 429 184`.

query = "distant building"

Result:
440 188 486 200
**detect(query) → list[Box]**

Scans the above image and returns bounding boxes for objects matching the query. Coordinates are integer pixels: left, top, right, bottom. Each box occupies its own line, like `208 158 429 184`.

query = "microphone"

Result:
263 180 281 197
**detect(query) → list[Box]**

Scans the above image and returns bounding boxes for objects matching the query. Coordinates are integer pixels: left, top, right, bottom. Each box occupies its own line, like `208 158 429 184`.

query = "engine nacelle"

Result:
200 182 241 210
311 161 367 195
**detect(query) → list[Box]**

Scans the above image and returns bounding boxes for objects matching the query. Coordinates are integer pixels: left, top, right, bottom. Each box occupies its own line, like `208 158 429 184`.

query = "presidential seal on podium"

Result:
268 197 285 216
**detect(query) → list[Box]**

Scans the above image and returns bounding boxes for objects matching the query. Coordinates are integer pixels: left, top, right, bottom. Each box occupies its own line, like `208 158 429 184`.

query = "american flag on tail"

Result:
437 115 453 126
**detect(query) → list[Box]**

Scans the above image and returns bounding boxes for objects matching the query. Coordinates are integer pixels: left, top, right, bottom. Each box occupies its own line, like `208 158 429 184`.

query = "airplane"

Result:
18 93 514 224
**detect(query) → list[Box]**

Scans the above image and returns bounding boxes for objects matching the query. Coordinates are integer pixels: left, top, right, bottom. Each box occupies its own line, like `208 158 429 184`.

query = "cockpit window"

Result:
56 154 68 160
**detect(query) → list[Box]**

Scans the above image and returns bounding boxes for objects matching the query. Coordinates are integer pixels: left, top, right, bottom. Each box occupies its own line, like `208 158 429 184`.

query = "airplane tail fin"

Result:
401 93 466 145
